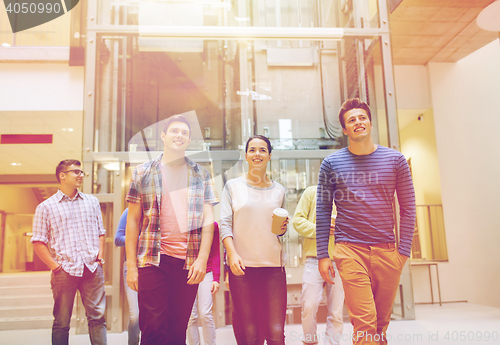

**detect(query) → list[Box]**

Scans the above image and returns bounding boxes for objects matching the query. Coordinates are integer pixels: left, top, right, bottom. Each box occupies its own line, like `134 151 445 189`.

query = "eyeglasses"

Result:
62 169 86 176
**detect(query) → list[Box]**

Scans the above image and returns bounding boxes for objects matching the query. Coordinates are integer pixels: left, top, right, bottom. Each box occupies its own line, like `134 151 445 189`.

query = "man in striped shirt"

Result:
126 114 218 345
316 99 416 345
32 159 107 345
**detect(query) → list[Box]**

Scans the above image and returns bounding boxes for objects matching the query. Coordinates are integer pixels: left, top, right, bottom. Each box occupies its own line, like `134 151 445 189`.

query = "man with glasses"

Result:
32 159 107 345
126 114 218 345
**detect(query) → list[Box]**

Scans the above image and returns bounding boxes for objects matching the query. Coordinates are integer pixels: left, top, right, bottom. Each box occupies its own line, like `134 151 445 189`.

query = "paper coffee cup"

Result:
272 208 289 235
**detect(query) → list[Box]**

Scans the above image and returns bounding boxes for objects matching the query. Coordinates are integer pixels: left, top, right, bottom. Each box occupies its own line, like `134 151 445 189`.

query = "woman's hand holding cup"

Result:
272 208 289 235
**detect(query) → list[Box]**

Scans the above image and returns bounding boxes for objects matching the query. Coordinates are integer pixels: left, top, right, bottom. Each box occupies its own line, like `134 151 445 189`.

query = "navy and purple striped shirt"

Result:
316 145 416 257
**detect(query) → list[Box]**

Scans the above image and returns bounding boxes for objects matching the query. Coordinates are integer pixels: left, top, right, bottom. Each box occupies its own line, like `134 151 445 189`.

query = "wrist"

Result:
52 264 62 273
196 251 210 262
195 256 209 265
226 246 238 257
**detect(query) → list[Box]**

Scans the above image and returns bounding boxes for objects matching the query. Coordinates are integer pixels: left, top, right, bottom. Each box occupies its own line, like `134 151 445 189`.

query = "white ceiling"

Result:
0 111 83 175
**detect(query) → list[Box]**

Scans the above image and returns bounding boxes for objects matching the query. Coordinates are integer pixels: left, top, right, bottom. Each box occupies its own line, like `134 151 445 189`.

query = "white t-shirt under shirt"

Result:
160 162 188 259
220 176 286 268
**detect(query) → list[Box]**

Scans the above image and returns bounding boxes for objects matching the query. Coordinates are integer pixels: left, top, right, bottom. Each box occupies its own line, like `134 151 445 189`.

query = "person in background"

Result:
293 186 344 345
114 208 140 345
316 98 416 345
186 223 221 345
220 135 288 345
32 159 107 345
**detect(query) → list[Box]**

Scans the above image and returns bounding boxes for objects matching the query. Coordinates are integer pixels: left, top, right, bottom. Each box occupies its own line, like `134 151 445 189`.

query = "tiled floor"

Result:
1 303 499 345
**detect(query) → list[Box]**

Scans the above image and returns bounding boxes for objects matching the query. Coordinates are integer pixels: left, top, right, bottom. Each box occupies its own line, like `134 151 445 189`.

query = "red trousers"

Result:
333 242 408 345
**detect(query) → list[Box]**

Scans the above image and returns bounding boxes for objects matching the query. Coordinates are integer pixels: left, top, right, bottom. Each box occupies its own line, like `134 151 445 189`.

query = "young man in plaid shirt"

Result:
125 114 219 345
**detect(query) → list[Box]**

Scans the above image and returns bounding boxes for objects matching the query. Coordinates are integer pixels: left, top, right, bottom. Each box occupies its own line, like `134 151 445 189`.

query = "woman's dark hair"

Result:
245 135 272 154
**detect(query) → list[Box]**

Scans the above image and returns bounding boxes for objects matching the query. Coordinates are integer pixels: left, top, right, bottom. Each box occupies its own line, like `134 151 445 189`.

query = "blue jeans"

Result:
51 265 107 345
229 267 286 345
138 254 198 345
124 264 140 345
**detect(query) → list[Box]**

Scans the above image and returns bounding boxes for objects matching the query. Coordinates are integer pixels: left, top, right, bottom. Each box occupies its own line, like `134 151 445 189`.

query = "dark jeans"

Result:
229 267 287 345
51 265 107 345
138 254 198 345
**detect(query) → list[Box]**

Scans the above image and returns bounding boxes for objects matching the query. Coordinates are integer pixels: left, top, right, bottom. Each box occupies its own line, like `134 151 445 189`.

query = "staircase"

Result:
0 272 74 330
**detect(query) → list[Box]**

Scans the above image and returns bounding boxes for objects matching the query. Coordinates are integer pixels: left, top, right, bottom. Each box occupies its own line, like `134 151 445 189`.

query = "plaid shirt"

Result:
127 154 219 270
31 190 106 277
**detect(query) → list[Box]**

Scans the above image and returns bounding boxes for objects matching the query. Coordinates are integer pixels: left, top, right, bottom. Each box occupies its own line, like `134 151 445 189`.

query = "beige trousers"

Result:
333 242 408 345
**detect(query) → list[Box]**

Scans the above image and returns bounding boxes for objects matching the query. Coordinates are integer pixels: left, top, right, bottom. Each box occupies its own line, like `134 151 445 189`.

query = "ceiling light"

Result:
62 128 74 132
103 162 120 171
1 43 11 47
477 1 500 32
11 162 21 166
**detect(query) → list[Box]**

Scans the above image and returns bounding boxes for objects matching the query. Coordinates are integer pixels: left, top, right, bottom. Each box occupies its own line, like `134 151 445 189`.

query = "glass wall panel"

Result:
95 0 381 29
337 0 379 28
92 162 117 194
367 37 389 147
98 0 338 27
252 41 342 149
93 37 404 152
99 202 114 285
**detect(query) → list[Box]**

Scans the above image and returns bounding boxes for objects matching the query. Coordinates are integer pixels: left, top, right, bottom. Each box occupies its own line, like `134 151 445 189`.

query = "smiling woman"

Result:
244 136 272 186
220 135 288 345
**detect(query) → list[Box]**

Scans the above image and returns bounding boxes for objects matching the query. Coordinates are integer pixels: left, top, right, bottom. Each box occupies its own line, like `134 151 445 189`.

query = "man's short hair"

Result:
338 98 372 129
56 159 81 183
162 114 192 138
245 135 273 154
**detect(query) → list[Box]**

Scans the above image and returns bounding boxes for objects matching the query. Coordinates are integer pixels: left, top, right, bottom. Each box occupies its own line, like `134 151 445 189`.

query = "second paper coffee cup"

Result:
272 208 289 235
